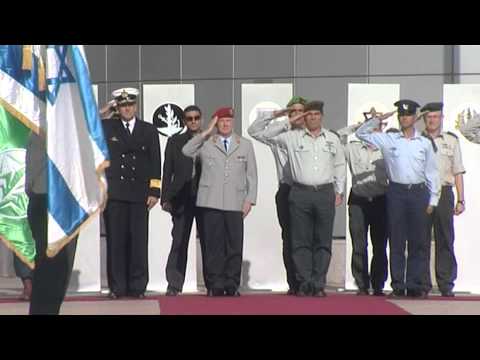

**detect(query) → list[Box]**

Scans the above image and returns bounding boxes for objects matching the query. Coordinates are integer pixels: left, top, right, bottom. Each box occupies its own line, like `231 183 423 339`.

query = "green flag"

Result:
0 45 44 268
0 103 35 267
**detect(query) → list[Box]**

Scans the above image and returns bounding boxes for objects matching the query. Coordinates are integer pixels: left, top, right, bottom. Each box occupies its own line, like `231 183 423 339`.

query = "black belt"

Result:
390 182 425 190
293 182 333 192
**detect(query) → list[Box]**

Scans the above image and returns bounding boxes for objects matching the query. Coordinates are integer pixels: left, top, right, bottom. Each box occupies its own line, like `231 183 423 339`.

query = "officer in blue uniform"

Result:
356 100 440 298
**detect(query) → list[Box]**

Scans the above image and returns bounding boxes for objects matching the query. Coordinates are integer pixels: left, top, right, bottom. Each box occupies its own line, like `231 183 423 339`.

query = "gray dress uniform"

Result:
423 130 465 295
182 132 257 294
262 119 346 295
338 124 389 294
26 132 78 315
247 111 297 292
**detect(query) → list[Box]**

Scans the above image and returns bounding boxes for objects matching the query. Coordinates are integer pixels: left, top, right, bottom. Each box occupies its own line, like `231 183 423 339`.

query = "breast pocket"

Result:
388 147 399 158
294 147 311 161
440 147 454 158
322 145 337 157
414 149 426 164
204 155 215 168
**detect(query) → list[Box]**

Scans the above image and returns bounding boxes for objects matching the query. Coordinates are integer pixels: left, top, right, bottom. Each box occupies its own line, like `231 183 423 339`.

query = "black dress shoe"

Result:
137 293 146 299
225 288 240 297
109 292 119 299
373 289 385 296
441 290 455 297
295 290 308 297
166 287 180 296
313 289 327 297
207 288 224 297
388 290 405 298
406 289 428 299
356 289 369 296
287 288 296 296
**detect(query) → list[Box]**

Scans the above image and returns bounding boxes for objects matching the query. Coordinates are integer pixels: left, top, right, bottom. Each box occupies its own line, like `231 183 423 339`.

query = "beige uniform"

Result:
262 119 346 194
337 124 388 198
182 132 258 212
432 132 466 185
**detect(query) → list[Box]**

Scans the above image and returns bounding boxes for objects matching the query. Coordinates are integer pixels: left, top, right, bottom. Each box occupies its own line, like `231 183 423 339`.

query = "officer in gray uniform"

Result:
247 96 308 295
356 100 440 299
337 109 390 296
183 107 258 297
422 102 466 297
261 100 346 297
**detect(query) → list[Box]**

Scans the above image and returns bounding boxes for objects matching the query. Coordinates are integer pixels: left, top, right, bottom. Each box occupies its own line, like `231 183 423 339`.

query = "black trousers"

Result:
386 183 430 292
348 191 388 291
104 200 149 296
289 184 335 293
165 196 207 291
200 208 243 291
275 183 297 291
425 186 457 293
29 193 78 315
14 254 33 280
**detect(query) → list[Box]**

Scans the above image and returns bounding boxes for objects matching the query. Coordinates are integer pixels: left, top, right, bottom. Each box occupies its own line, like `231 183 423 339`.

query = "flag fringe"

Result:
0 97 40 135
21 45 33 71
0 234 35 270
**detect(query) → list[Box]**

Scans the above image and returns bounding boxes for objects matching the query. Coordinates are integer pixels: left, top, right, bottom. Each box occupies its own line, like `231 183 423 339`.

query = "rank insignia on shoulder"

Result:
446 131 458 139
329 129 340 139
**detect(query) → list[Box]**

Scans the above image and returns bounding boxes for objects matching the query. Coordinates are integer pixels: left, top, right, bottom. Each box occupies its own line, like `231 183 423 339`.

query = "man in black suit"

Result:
162 105 206 295
102 88 161 299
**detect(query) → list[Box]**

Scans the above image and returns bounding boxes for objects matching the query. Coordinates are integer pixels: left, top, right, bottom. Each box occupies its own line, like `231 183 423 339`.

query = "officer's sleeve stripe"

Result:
150 179 161 189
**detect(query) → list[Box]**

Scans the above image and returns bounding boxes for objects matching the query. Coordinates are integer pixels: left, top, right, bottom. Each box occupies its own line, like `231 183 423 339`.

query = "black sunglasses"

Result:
185 116 201 121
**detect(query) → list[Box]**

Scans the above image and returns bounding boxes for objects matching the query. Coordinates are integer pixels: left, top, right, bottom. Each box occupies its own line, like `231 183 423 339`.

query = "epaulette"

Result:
329 129 341 139
445 131 458 140
386 128 400 133
422 134 438 153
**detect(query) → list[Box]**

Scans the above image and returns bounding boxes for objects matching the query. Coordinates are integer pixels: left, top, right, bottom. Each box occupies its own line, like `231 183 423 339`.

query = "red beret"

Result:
213 107 234 119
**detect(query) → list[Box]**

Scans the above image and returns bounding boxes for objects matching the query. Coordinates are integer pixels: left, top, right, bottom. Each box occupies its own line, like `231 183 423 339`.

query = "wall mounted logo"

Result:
454 103 480 143
153 103 186 137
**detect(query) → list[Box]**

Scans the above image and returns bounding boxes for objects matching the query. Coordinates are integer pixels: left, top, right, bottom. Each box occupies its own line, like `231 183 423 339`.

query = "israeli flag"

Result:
45 45 109 256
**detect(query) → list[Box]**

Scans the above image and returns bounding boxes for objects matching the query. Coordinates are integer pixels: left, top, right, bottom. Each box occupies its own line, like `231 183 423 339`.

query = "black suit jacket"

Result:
161 131 200 206
103 118 161 203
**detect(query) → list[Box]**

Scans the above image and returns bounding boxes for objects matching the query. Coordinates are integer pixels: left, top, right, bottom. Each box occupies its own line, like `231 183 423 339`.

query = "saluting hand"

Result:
272 108 291 118
289 111 310 126
378 111 396 121
202 116 218 138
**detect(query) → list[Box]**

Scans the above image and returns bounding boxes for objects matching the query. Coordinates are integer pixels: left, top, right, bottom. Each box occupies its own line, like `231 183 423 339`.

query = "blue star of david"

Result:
46 45 75 105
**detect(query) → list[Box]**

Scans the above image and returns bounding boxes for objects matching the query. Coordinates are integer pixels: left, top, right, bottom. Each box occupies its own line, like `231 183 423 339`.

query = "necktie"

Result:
125 122 131 135
223 139 228 152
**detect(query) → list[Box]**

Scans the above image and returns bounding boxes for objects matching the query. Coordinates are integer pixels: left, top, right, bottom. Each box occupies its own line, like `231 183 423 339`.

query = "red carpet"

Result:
156 294 410 315
3 293 480 314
